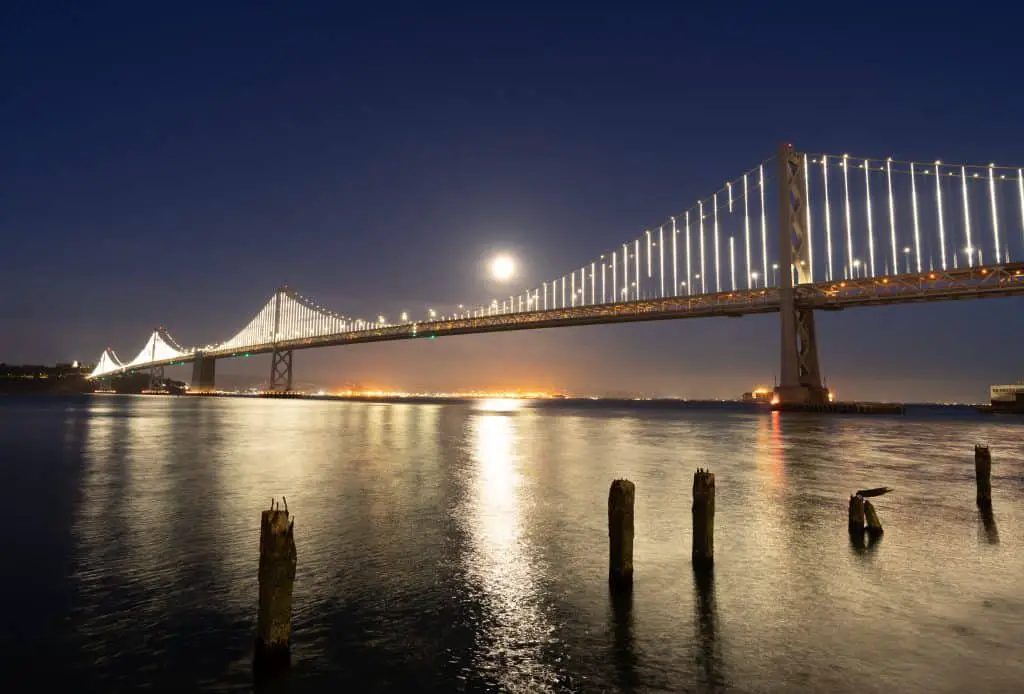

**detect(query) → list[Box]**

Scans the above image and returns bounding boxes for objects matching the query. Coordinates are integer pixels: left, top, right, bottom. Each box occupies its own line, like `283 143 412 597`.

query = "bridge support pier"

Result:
775 143 829 406
191 355 216 393
149 365 165 390
269 349 293 393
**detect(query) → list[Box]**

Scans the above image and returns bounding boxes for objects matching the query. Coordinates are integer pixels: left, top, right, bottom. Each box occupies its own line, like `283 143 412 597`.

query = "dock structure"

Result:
772 401 905 415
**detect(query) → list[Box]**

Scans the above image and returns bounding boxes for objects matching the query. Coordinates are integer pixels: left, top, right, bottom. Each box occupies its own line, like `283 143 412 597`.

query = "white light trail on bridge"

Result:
989 164 1001 266
89 348 125 378
743 173 752 288
612 253 617 302
727 181 733 213
622 244 628 301
911 163 922 272
125 330 184 367
842 155 853 280
601 261 606 303
935 162 947 271
685 211 692 296
713 193 721 293
822 155 834 281
591 262 596 305
803 154 813 283
698 202 706 294
886 158 897 275
961 166 973 266
1019 169 1024 250
671 217 678 298
658 225 665 298
562 276 567 308
571 272 576 307
729 236 736 291
864 159 875 278
759 165 767 285
645 229 652 279
634 239 640 300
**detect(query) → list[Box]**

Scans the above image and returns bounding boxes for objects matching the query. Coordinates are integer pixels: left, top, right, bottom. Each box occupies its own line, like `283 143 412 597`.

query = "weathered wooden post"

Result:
608 479 635 589
848 494 865 537
255 497 297 673
975 444 992 509
692 469 715 569
863 499 883 538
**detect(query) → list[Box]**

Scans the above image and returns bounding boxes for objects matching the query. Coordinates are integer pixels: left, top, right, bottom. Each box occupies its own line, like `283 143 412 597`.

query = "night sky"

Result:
4 3 1024 401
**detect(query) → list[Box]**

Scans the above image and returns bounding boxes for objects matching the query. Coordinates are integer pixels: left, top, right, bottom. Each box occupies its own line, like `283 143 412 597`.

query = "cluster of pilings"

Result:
845 444 998 548
607 468 716 592
253 445 999 678
847 487 888 547
607 444 1000 588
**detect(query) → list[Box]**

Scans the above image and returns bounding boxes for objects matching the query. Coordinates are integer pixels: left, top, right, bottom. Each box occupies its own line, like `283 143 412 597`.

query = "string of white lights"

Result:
864 158 875 278
713 193 721 293
822 155 834 281
802 154 813 283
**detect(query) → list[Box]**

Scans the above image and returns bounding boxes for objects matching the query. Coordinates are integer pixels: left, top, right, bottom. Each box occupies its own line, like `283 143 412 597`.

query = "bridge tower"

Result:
775 143 829 405
191 353 216 393
149 329 164 390
268 288 293 393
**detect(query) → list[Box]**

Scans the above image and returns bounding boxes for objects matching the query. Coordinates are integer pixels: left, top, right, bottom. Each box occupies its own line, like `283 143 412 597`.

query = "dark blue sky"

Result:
3 3 1023 401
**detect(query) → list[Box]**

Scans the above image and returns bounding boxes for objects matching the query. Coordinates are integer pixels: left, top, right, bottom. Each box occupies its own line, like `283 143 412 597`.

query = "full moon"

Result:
489 255 516 282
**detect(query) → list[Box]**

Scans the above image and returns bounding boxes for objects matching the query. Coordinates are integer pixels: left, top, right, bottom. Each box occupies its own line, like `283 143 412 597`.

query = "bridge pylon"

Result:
268 287 294 393
269 349 293 392
775 143 829 405
191 353 217 393
149 365 165 390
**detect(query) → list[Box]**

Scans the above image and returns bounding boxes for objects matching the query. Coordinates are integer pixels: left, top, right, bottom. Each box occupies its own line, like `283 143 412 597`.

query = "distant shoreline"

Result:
68 391 984 409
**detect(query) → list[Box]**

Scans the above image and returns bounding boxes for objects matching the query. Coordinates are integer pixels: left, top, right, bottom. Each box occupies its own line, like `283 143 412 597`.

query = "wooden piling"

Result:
863 499 883 538
848 494 865 536
692 469 715 569
255 498 297 673
608 479 635 589
975 444 992 509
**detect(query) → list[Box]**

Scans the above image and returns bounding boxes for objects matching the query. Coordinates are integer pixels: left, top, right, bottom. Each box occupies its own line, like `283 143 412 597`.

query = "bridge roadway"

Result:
145 262 1024 371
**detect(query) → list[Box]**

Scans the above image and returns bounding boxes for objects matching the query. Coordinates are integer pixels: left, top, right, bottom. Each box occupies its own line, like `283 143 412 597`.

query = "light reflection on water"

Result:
461 406 563 691
2 395 1023 692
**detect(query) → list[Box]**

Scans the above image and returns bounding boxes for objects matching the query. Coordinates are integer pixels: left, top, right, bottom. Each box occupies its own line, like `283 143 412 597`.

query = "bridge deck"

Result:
103 262 1024 373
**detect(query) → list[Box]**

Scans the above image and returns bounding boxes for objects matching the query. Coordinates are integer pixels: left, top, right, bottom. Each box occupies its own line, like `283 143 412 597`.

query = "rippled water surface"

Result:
2 395 1023 692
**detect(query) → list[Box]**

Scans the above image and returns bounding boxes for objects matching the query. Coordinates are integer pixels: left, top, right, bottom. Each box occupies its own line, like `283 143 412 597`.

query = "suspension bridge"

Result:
87 143 1024 403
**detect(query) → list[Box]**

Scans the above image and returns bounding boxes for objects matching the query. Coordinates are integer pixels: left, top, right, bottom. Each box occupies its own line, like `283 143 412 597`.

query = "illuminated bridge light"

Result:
84 146 1024 383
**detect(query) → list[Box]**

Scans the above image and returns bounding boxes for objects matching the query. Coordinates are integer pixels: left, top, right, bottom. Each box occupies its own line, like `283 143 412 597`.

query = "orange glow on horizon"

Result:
327 388 561 399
